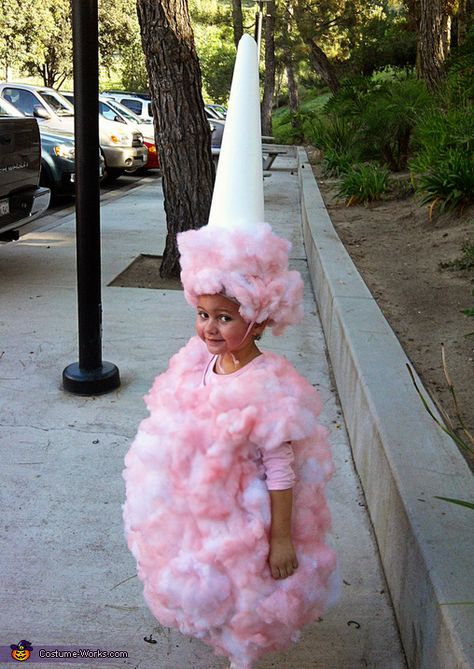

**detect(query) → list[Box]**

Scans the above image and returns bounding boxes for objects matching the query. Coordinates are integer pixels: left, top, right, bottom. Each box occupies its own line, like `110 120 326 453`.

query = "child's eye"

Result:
197 311 208 319
219 315 232 322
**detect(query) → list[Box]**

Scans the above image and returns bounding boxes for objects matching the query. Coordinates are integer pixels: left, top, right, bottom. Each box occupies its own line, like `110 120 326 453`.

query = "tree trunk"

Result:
286 62 299 127
281 1 299 127
417 0 446 90
404 0 420 32
441 11 452 58
308 39 339 93
136 0 215 279
261 0 275 137
231 0 243 48
457 0 472 44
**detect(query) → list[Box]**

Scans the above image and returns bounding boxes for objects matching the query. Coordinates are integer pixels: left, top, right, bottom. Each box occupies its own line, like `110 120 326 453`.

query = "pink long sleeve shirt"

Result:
201 354 296 490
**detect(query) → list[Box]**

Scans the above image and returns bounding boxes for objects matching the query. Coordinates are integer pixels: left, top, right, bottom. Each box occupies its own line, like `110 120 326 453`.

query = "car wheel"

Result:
39 167 55 206
102 167 124 183
124 166 148 176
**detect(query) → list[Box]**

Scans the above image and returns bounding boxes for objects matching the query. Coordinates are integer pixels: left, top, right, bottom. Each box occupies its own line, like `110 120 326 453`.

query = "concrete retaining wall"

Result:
297 147 474 669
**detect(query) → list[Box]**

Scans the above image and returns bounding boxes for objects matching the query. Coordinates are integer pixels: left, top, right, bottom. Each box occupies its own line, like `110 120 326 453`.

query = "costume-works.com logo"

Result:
10 640 33 661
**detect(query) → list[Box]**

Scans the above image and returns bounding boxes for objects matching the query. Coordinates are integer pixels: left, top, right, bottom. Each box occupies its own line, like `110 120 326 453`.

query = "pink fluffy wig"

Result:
177 223 304 335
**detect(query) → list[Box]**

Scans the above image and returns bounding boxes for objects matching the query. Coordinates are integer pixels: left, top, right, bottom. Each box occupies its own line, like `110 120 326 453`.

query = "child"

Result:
122 34 338 669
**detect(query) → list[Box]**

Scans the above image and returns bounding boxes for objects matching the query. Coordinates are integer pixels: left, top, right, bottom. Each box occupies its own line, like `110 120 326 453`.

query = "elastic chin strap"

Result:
238 320 256 346
216 320 256 373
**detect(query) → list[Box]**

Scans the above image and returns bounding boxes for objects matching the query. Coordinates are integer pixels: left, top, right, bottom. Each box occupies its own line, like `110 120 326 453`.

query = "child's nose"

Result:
205 318 218 333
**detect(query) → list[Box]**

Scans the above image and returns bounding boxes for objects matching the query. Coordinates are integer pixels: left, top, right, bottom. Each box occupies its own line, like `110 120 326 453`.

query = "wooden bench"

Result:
262 143 287 170
211 144 287 171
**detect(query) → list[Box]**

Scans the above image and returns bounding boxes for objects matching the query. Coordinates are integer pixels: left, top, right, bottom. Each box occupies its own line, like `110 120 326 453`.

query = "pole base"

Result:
62 361 120 396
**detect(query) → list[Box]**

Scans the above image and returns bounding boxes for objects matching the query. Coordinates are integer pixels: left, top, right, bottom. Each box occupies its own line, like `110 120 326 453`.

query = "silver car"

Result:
0 83 148 180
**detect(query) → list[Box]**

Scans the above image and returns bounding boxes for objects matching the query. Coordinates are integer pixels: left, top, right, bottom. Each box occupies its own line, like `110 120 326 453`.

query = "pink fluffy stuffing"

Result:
123 337 338 667
177 223 304 335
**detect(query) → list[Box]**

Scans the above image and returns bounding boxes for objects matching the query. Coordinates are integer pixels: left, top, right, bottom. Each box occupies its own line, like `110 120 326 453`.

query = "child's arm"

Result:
268 488 298 579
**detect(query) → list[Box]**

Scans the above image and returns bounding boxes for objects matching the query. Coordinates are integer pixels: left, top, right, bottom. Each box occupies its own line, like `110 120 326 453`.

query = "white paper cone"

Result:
207 34 264 231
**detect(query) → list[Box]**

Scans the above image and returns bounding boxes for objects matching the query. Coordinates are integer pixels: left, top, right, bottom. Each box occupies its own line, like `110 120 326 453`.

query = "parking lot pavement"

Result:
0 159 406 668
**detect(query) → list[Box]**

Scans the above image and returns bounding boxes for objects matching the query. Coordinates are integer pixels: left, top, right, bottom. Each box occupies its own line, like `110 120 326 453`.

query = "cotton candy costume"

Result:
122 34 338 669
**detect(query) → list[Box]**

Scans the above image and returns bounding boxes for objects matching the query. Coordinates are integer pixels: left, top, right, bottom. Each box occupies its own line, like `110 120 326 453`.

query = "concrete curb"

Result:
297 147 474 669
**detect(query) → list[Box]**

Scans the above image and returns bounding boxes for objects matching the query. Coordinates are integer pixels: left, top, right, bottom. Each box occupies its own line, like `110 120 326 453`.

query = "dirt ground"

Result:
307 149 474 469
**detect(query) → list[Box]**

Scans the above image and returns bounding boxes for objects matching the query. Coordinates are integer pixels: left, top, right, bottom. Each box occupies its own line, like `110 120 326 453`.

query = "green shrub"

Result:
350 15 416 76
416 149 474 213
321 148 355 177
441 243 474 270
323 75 432 170
411 107 474 163
271 93 331 145
324 75 375 119
272 119 304 145
336 163 391 205
357 78 432 170
306 114 357 153
445 24 474 106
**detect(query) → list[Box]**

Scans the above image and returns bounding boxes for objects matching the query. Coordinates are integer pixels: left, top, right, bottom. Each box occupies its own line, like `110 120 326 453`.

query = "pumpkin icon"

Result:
10 640 33 661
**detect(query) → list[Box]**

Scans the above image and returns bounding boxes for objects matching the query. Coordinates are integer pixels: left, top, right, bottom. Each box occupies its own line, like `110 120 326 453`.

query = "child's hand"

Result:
268 537 298 579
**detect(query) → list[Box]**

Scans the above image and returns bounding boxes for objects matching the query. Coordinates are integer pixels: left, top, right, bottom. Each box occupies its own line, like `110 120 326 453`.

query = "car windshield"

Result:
0 97 23 118
213 105 227 118
99 100 127 124
106 98 143 124
40 91 74 116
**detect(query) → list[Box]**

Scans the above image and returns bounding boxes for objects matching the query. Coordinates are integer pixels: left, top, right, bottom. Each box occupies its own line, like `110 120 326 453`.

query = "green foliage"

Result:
410 108 474 171
407 354 474 460
120 37 149 93
22 0 73 87
98 0 137 71
362 77 431 170
350 14 416 75
196 34 236 104
0 0 137 87
272 93 331 145
321 148 354 177
441 243 474 271
434 497 474 510
272 118 304 145
445 24 474 106
324 74 432 170
190 0 255 103
0 0 30 71
410 106 474 212
308 114 357 153
324 75 375 118
336 163 391 204
461 289 474 337
415 149 474 213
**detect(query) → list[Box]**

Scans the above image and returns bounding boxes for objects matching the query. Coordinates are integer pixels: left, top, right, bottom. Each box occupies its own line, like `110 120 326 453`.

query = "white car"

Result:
101 91 154 124
98 96 159 171
102 89 222 155
0 83 148 180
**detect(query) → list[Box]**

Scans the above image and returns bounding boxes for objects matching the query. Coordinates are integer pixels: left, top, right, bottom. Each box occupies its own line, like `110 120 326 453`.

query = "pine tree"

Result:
137 0 215 278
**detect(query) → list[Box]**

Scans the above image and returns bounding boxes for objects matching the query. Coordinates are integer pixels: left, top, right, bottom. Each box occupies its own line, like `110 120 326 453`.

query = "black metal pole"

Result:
62 0 120 395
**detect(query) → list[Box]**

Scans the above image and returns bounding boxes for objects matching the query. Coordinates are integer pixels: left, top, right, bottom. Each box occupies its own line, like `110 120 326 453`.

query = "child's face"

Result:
196 294 254 356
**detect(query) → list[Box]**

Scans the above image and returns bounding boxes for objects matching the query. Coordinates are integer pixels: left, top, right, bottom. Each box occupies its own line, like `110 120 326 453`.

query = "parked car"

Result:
62 92 159 173
103 88 223 152
98 97 159 171
205 104 227 120
0 97 50 241
39 128 105 200
0 83 148 181
101 90 154 124
208 117 225 149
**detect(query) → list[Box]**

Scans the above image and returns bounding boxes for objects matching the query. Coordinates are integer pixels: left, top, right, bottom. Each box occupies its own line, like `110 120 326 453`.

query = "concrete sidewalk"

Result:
1 156 406 668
